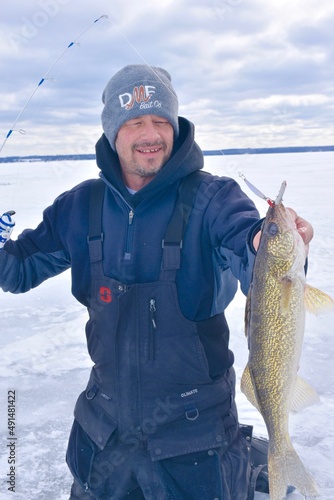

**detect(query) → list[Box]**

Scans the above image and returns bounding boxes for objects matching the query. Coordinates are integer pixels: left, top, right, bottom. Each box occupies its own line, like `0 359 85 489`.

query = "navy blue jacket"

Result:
0 118 260 321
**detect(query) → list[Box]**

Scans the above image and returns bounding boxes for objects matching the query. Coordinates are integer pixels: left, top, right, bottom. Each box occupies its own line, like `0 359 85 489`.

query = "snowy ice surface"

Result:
0 152 333 499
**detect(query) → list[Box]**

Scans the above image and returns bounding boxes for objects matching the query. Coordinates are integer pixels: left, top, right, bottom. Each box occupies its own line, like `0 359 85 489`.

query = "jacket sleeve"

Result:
0 198 71 294
203 176 261 296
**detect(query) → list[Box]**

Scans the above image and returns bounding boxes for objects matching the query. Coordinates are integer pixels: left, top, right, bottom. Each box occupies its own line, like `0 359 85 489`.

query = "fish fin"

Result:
268 445 319 499
244 288 252 338
304 284 334 315
240 364 261 413
290 375 320 414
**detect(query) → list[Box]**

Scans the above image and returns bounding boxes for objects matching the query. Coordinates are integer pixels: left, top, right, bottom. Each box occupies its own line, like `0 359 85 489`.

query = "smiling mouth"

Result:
134 141 166 155
137 147 162 154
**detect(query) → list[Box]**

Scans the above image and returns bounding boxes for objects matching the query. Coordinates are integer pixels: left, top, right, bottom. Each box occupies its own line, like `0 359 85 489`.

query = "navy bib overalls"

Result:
66 176 251 499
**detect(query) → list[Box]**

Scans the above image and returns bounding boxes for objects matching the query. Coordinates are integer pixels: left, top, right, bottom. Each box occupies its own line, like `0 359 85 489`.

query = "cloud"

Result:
0 0 333 155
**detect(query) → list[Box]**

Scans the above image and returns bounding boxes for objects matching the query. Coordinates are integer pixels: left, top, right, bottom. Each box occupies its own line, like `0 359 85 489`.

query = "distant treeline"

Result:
1 145 334 163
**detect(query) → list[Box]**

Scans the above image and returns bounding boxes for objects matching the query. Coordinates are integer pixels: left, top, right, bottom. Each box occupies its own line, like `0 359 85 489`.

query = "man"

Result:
0 65 313 499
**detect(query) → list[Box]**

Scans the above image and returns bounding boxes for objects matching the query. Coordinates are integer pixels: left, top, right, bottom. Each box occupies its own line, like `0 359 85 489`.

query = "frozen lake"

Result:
0 151 333 499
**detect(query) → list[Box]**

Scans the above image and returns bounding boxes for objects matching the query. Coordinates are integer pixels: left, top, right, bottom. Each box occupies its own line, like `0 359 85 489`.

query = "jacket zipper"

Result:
149 298 157 359
102 182 135 262
124 209 134 260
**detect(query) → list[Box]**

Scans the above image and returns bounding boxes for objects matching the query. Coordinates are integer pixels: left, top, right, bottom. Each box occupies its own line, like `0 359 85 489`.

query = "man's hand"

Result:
0 211 15 249
287 208 314 254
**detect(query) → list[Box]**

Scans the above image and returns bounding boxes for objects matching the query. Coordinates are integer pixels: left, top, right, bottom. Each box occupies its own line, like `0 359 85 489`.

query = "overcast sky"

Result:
1 0 333 156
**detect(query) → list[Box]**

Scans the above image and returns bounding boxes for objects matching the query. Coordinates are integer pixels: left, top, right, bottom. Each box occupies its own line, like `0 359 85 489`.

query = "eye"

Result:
126 118 142 127
267 222 278 236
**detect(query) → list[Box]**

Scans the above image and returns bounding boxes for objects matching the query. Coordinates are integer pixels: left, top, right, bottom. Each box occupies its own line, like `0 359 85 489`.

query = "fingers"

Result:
295 215 314 245
286 208 313 258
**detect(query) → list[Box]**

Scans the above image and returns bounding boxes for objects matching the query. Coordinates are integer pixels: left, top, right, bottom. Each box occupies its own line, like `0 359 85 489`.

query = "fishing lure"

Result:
238 172 286 207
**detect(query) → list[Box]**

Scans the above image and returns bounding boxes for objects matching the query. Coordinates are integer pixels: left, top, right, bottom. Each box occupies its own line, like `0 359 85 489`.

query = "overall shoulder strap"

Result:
87 178 106 263
88 172 208 272
161 170 208 275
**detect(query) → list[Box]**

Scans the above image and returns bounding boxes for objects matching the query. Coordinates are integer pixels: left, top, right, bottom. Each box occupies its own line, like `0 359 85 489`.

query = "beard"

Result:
129 140 171 177
132 160 163 177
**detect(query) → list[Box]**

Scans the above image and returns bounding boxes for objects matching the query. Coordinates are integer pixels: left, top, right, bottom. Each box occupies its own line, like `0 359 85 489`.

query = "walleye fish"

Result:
241 181 334 500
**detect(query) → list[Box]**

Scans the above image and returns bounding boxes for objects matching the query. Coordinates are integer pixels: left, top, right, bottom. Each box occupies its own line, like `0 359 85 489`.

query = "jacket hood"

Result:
95 116 204 206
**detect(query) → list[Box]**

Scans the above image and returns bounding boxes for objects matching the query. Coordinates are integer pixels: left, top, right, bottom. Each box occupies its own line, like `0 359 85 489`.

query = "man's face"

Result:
115 114 174 188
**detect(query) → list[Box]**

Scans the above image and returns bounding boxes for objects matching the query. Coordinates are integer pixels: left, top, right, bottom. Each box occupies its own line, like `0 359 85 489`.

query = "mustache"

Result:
132 140 167 150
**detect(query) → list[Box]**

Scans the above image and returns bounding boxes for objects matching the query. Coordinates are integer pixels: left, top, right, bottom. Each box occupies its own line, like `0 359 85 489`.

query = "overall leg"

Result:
152 434 251 500
69 480 145 500
220 427 252 500
154 448 224 500
68 431 145 500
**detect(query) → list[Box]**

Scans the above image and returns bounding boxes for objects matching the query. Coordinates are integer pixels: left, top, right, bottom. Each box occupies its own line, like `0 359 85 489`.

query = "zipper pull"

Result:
150 298 157 329
128 209 134 225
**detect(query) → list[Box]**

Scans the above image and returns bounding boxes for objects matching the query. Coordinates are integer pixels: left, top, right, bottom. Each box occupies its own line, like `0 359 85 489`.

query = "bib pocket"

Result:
66 418 97 494
66 390 118 494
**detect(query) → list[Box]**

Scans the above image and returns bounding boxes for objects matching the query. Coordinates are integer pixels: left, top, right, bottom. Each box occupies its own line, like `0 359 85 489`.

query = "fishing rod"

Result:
0 14 108 154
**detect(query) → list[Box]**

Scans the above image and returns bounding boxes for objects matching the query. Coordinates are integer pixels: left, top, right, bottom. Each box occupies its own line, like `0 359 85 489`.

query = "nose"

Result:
139 120 162 143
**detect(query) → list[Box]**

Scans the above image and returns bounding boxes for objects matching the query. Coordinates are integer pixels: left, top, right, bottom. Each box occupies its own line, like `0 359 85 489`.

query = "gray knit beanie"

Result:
101 65 179 150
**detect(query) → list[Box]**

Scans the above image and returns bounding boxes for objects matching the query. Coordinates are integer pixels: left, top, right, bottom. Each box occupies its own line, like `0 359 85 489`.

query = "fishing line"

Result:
0 14 108 154
109 20 179 104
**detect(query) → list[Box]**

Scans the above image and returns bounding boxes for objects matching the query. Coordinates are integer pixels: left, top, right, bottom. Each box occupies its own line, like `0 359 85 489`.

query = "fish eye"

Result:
267 222 278 236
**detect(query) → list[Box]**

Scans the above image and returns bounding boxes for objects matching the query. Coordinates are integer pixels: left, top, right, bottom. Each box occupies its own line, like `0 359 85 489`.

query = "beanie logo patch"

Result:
119 85 158 110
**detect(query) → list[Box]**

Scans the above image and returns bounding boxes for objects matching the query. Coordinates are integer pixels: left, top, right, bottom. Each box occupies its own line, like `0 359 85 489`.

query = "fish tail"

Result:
268 445 319 499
